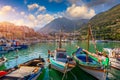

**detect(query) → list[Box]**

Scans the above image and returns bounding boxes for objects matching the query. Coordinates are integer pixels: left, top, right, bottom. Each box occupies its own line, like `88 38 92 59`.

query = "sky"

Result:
0 0 120 30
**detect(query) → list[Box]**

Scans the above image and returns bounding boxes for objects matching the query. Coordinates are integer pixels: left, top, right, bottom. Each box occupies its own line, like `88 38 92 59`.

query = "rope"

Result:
62 63 68 80
70 71 78 80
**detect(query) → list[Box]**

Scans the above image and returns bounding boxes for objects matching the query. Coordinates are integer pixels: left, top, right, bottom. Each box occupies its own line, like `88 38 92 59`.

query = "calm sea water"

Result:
0 41 120 80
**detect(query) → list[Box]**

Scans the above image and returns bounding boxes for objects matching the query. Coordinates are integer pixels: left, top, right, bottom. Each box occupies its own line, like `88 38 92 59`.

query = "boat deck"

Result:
2 66 39 79
77 54 93 62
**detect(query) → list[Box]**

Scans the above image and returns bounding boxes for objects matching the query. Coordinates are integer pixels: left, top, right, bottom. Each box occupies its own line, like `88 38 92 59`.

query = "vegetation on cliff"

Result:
80 4 120 40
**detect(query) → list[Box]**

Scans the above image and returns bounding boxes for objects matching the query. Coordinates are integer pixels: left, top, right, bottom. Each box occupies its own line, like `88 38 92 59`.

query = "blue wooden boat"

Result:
0 57 45 80
19 44 28 49
72 48 107 80
0 46 8 54
72 26 109 80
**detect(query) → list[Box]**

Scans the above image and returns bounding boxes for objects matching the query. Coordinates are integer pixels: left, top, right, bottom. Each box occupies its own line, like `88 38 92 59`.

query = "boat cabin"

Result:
55 48 67 62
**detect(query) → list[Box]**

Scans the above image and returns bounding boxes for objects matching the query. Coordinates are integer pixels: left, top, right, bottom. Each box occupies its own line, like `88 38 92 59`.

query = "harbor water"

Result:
0 41 120 80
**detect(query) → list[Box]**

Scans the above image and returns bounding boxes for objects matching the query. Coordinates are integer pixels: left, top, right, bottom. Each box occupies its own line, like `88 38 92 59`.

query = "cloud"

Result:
68 0 83 5
38 6 46 12
49 0 62 3
11 19 25 26
36 14 55 28
67 0 119 8
20 11 25 15
35 6 46 14
0 5 57 29
44 14 55 22
0 6 15 15
28 14 36 21
87 0 111 7
27 3 39 10
66 4 95 19
27 3 46 14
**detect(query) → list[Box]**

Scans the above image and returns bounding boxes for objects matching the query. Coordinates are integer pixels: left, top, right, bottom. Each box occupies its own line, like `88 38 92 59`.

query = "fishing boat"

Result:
72 25 108 80
0 57 7 66
48 48 76 73
48 30 76 73
0 46 8 54
103 48 120 70
0 57 45 80
72 48 107 80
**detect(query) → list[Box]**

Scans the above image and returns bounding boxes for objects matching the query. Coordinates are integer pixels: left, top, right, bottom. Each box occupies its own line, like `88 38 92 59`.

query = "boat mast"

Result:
87 24 90 51
86 24 91 62
59 29 62 48
89 25 98 54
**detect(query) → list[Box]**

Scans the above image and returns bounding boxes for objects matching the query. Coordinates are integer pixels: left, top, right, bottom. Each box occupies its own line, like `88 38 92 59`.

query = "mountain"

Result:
38 17 88 34
80 4 120 40
0 22 40 39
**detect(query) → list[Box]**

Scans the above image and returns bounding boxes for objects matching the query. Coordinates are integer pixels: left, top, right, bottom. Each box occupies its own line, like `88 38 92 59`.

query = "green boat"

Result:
72 25 109 80
72 48 108 80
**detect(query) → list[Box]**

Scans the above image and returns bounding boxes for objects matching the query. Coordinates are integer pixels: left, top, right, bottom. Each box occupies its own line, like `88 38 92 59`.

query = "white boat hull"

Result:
50 63 72 73
79 65 106 80
103 48 120 70
110 58 120 70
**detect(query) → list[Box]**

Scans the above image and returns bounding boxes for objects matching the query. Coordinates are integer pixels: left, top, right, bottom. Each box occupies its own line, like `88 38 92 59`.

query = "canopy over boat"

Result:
5 66 40 78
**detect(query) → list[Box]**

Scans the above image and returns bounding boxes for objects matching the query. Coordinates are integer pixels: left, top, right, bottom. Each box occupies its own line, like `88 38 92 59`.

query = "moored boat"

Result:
72 47 107 80
0 46 8 54
48 48 76 73
72 25 109 80
0 57 45 80
48 29 76 73
103 48 120 70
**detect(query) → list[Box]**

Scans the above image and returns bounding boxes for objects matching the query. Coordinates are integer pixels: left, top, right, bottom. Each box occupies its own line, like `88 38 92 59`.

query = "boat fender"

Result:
47 59 50 63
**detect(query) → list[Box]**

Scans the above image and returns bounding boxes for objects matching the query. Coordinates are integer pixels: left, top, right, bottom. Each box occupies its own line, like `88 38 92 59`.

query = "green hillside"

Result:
80 4 120 40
